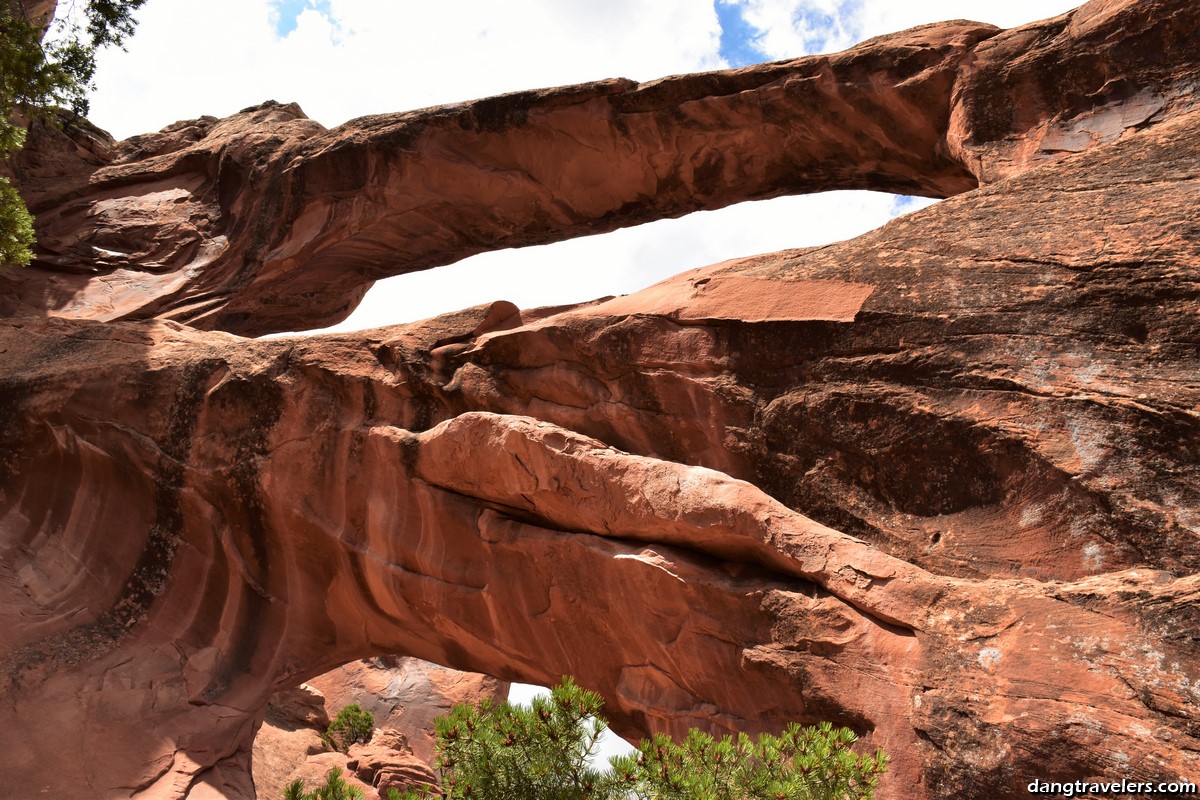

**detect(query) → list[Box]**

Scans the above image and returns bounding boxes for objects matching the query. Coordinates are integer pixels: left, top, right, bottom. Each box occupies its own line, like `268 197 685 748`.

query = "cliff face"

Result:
1 1 1198 798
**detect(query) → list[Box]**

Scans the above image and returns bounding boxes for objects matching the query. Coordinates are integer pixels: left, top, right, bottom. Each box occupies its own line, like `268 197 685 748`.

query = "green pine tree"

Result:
283 767 365 800
326 704 375 752
0 0 146 265
612 721 887 800
386 677 887 800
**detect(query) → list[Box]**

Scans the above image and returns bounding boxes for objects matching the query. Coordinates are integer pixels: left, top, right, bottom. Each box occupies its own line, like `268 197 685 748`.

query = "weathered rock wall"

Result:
252 658 503 798
1 1 1198 798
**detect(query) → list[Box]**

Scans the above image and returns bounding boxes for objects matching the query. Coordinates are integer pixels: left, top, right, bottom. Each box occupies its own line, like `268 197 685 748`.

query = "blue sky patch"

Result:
273 0 331 37
792 1 864 54
793 6 840 36
714 1 770 67
890 195 939 217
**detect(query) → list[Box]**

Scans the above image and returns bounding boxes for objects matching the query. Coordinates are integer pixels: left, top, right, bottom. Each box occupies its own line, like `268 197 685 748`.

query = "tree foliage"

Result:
389 677 887 800
284 767 365 800
0 175 33 265
326 704 376 752
614 722 888 800
0 0 145 265
412 676 623 800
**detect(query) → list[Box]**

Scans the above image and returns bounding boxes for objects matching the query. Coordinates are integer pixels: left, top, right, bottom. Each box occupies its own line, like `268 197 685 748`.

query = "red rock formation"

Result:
252 685 330 800
252 657 506 799
305 657 509 765
1 1 1199 799
6 0 57 35
345 734 439 799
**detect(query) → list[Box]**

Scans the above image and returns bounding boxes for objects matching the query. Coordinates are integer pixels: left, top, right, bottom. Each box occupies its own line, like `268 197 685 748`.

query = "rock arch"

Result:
2 1 1199 797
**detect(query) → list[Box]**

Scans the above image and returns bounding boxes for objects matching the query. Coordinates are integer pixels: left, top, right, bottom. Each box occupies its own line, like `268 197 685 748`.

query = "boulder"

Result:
347 738 439 796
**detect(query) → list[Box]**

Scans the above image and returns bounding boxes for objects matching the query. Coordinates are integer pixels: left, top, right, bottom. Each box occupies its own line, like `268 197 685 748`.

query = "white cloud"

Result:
85 1 1072 332
729 0 863 58
724 0 1083 60
89 0 726 139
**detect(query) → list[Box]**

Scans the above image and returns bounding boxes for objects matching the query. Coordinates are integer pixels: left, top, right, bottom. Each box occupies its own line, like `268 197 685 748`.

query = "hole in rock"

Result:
309 192 936 334
253 657 635 800
508 681 639 766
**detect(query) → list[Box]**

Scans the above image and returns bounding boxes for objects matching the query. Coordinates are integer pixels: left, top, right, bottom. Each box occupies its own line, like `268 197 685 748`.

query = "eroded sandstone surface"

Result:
1 0 1199 798
252 658 502 798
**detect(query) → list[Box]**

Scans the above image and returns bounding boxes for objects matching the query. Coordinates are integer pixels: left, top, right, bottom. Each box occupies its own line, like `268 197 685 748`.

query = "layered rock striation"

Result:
1 1 1199 798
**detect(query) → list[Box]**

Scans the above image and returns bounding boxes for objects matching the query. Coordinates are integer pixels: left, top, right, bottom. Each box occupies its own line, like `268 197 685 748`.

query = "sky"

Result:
82 0 1083 758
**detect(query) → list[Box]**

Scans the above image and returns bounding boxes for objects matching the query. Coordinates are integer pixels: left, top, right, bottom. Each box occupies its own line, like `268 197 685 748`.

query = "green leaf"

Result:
1 1 147 264
326 704 375 752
